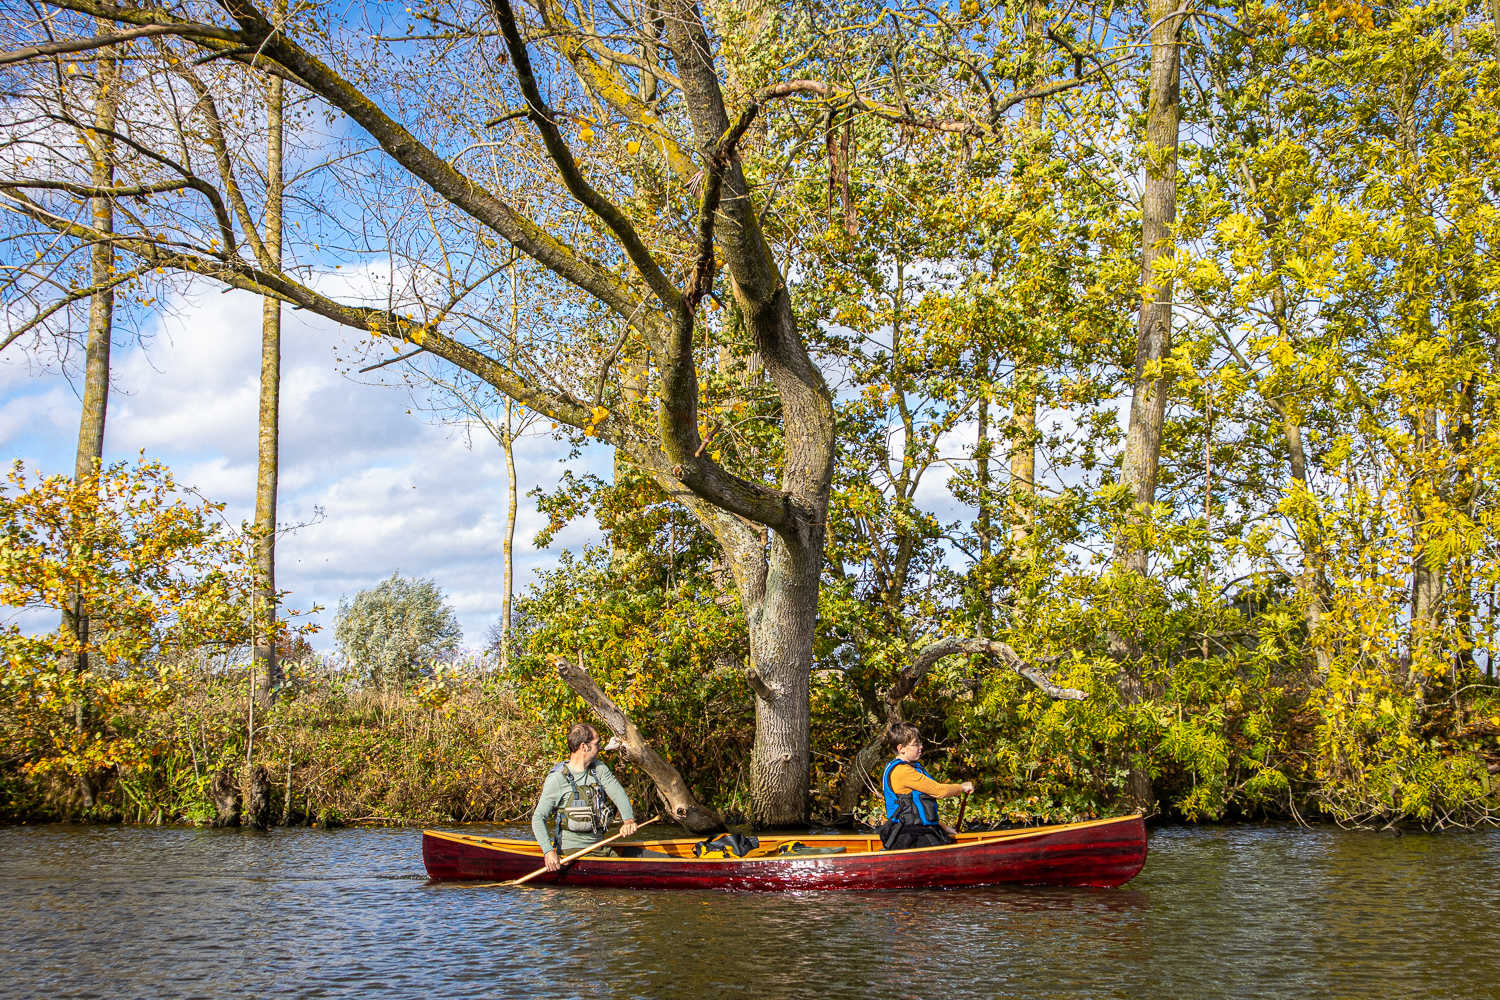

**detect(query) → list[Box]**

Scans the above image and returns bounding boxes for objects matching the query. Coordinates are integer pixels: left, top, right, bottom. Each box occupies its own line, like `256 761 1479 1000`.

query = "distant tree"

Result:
334 573 461 688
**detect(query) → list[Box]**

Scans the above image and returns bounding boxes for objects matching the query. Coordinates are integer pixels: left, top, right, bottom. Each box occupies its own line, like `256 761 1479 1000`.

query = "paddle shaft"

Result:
954 793 969 834
509 817 660 886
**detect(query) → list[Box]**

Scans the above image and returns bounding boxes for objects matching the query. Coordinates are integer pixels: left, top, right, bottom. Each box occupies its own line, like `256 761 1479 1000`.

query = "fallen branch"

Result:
548 652 724 834
886 636 1087 706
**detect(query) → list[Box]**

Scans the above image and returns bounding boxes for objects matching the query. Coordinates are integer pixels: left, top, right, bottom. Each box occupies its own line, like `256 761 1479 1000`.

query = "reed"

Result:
0 661 549 827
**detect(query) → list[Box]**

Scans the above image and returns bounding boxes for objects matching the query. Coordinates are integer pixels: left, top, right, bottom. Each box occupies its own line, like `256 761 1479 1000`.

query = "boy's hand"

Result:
960 781 975 794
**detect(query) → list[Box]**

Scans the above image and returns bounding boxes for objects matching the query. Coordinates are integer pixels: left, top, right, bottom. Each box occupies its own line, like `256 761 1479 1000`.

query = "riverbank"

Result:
5 655 1500 832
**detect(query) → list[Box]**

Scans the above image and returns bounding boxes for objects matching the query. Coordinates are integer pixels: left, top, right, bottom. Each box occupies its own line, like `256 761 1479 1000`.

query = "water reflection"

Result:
1 822 1496 999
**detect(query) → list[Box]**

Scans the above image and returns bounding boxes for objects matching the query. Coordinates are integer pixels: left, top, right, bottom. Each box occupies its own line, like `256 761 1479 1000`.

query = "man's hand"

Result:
621 818 638 837
543 850 561 871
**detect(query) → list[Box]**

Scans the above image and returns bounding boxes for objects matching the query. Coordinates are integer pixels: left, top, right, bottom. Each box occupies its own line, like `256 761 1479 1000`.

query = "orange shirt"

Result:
889 762 964 798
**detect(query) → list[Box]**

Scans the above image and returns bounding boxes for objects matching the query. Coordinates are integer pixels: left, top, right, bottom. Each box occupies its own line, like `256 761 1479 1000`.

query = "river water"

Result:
2 821 1496 999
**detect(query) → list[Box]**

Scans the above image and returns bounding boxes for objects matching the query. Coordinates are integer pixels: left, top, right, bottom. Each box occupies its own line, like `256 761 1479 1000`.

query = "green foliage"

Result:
9 0 1500 833
0 659 545 827
510 544 755 812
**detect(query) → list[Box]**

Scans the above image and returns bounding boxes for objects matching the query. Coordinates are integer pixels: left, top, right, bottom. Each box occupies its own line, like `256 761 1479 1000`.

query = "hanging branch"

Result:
548 653 725 834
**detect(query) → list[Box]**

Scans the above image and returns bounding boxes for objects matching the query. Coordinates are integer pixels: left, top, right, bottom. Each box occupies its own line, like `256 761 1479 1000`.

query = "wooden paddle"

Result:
954 793 969 835
507 817 660 887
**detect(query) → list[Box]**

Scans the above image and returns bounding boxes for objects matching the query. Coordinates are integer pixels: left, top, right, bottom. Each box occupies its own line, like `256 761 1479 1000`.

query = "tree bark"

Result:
244 764 273 829
252 15 285 704
1009 368 1037 545
1010 0 1044 550
1117 0 1182 570
500 398 517 672
975 372 993 636
62 42 119 732
498 264 525 668
74 55 117 485
211 768 242 827
1411 406 1443 649
1108 0 1183 813
658 0 836 827
549 653 725 833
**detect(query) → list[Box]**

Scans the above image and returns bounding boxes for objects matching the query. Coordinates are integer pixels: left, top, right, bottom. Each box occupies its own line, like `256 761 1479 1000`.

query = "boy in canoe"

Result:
879 723 974 850
533 723 638 871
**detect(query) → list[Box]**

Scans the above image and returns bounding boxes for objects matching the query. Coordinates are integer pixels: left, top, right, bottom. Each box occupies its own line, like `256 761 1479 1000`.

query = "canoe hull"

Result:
422 815 1146 891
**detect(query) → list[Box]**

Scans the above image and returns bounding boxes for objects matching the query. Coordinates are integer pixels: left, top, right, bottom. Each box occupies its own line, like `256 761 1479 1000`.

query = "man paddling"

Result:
533 723 638 871
879 723 973 850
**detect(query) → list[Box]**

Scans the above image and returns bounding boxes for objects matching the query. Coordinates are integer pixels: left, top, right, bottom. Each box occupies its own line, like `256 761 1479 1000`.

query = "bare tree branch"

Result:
0 23 238 66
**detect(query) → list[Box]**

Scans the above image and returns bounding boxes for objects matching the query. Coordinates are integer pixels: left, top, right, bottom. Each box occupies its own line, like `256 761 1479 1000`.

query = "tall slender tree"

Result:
61 43 120 786
252 1 286 703
1109 0 1185 810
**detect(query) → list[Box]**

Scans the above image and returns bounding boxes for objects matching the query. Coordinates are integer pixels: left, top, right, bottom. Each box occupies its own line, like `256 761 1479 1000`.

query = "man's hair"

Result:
566 723 600 753
885 723 921 750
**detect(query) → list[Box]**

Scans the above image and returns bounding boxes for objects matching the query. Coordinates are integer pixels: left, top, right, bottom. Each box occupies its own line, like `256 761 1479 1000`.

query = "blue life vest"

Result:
881 758 942 827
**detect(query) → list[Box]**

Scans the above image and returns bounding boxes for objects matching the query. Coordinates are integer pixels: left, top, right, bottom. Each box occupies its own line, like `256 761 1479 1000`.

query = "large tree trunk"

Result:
742 538 822 827
1108 0 1183 813
549 653 724 833
62 44 119 746
661 1 836 828
252 37 285 704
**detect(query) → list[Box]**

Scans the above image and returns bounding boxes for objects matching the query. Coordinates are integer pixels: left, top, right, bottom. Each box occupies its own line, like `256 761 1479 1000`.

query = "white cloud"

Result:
0 282 608 647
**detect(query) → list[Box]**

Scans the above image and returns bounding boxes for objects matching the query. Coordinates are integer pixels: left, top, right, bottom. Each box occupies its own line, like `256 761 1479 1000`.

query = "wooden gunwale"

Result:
422 813 1141 862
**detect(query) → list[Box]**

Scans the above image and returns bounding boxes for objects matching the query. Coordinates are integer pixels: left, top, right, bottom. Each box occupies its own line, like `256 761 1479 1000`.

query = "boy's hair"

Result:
566 723 600 753
885 723 921 751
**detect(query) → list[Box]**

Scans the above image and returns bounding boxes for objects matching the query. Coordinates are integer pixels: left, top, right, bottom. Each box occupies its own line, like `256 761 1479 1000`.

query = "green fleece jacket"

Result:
530 761 634 854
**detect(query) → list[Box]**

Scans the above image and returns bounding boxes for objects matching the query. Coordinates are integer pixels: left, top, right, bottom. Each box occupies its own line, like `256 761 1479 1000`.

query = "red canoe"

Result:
422 814 1146 890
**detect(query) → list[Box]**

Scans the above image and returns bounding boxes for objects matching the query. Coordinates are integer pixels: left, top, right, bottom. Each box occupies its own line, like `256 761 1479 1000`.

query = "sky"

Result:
0 281 611 649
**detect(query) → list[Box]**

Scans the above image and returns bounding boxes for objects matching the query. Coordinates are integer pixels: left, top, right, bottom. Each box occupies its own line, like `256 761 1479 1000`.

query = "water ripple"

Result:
1 822 1496 999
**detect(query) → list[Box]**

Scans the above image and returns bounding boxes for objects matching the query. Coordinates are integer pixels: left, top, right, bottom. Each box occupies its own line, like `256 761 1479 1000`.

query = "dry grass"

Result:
1 668 552 827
